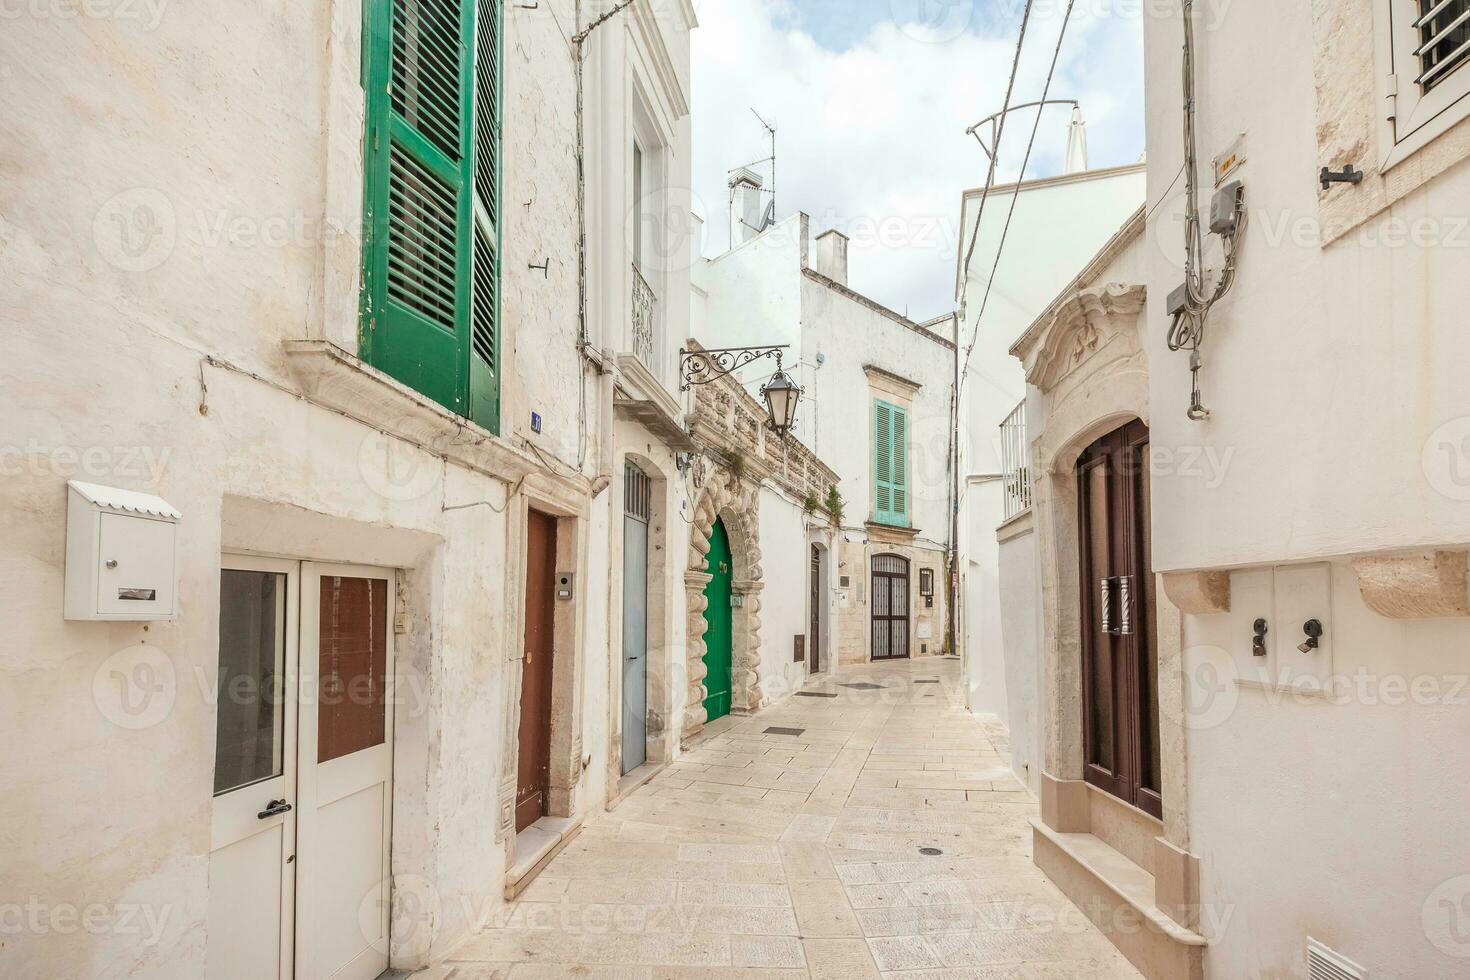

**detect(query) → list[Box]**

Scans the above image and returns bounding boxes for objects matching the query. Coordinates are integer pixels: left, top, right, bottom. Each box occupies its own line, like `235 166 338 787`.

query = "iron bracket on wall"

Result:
1320 164 1364 191
679 345 789 391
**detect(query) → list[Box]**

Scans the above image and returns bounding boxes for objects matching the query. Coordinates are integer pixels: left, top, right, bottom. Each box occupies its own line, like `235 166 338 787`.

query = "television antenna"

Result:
726 108 779 236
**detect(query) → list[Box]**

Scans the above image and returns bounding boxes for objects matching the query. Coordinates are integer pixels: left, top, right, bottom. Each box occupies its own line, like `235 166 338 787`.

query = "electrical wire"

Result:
1169 0 1247 420
957 0 1036 303
960 0 1078 387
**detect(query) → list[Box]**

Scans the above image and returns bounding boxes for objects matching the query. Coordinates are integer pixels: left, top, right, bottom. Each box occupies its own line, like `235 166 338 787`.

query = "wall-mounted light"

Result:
679 344 804 438
761 369 801 437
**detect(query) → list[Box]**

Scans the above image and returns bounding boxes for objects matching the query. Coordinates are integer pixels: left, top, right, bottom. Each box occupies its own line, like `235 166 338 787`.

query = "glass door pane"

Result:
215 570 287 795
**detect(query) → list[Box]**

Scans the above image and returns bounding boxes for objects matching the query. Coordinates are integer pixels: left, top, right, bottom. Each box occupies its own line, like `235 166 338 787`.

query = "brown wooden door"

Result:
809 546 822 673
1077 419 1162 818
871 554 910 660
516 510 557 833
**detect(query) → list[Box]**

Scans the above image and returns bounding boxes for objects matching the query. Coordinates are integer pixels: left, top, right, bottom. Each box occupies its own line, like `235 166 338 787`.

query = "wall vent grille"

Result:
1307 938 1367 980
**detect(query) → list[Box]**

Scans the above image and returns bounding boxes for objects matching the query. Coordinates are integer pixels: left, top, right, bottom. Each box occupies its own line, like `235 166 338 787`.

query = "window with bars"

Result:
1380 0 1470 164
872 399 910 527
360 0 502 432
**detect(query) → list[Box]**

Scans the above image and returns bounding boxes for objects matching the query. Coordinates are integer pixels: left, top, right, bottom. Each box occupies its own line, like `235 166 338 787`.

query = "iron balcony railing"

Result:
631 263 657 374
1000 400 1031 521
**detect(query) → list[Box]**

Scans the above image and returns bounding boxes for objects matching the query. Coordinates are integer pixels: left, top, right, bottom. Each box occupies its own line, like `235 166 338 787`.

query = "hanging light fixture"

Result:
679 343 802 436
761 368 801 437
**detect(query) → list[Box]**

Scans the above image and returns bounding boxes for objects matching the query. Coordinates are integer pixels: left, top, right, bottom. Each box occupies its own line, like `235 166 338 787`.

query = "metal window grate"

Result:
1417 0 1470 91
1000 400 1031 521
624 462 651 521
1306 938 1368 980
873 553 909 576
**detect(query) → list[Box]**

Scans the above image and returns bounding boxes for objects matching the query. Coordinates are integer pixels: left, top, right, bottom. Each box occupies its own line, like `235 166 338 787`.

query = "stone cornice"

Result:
862 364 922 397
282 340 591 494
801 269 956 352
1012 207 1145 360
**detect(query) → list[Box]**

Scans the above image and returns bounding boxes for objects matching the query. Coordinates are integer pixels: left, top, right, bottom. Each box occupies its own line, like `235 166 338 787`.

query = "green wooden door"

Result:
702 518 734 722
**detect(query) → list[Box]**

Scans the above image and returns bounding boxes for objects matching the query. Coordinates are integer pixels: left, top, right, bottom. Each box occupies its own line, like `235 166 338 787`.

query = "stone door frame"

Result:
681 469 764 742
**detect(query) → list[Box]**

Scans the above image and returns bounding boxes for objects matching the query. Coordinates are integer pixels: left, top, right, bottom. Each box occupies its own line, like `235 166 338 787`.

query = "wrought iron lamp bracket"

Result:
678 345 790 391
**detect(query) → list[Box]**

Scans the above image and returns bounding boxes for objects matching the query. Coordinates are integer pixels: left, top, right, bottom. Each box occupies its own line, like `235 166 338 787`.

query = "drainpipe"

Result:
573 0 637 497
948 314 960 657
591 349 615 496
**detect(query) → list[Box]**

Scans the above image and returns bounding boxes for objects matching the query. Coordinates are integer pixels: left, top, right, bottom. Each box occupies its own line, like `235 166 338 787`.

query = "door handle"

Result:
1117 575 1133 636
257 799 293 820
1099 577 1114 634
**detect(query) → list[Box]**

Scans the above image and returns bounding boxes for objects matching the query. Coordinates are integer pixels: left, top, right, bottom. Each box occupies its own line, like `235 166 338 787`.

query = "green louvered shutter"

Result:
891 405 909 523
467 0 501 430
362 0 495 423
873 400 893 521
873 399 909 526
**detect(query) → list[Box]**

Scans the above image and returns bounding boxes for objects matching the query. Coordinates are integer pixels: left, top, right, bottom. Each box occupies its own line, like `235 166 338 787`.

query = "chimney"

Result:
814 228 849 286
1065 105 1089 174
728 168 765 247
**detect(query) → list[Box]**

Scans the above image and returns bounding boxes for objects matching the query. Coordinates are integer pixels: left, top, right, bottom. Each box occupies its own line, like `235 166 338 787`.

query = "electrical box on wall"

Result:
64 481 180 621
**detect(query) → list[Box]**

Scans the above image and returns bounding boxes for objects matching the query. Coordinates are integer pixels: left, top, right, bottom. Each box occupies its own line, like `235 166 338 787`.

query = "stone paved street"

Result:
431 658 1142 979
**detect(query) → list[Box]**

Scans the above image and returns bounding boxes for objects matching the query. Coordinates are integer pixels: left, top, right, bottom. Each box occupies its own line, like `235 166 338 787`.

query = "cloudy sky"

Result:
690 0 1146 322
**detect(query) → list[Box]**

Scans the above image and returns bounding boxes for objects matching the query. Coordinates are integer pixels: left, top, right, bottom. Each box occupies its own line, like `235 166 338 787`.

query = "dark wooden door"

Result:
516 510 557 833
1078 419 1162 819
809 546 822 673
871 554 910 660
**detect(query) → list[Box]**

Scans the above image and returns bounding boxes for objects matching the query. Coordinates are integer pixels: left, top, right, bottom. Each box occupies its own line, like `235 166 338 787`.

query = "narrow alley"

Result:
431 658 1141 979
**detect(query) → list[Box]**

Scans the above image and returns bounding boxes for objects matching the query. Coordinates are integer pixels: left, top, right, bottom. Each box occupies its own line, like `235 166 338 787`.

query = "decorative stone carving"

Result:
1353 551 1470 619
1022 282 1147 390
1161 571 1232 615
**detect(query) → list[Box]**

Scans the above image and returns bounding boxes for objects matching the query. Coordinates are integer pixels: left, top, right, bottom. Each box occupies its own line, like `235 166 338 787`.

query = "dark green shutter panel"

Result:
467 0 501 430
387 145 459 328
391 0 468 162
361 0 474 415
874 401 893 518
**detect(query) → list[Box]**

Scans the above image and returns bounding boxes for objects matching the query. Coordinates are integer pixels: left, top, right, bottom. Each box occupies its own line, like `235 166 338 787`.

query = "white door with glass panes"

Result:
208 558 395 980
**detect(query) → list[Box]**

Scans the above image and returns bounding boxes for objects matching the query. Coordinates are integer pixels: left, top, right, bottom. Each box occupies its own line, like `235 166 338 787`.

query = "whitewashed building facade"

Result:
0 0 703 976
955 162 1147 791
990 2 1470 977
693 186 958 671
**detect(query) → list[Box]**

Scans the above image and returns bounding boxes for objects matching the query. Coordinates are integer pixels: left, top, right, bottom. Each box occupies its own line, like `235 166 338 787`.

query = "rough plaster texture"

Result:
994 510 1043 794
957 168 1147 753
0 0 696 975
1142 3 1470 975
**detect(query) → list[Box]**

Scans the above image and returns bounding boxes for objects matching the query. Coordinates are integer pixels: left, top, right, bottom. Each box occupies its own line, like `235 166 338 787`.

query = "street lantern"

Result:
679 343 802 436
761 369 801 437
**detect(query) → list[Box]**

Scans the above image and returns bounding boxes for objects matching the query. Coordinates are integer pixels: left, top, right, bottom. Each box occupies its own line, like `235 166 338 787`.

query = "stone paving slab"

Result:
431 659 1140 979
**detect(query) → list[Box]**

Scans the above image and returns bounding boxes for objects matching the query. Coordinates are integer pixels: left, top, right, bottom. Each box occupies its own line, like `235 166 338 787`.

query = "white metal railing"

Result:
1000 400 1031 521
631 264 657 373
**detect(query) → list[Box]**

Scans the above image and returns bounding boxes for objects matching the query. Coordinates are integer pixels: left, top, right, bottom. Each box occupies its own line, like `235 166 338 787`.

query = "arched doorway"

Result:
872 553 911 660
702 518 734 721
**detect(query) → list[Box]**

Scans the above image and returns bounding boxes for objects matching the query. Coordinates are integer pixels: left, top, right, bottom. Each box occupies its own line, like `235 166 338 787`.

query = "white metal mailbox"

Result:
64 480 181 621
